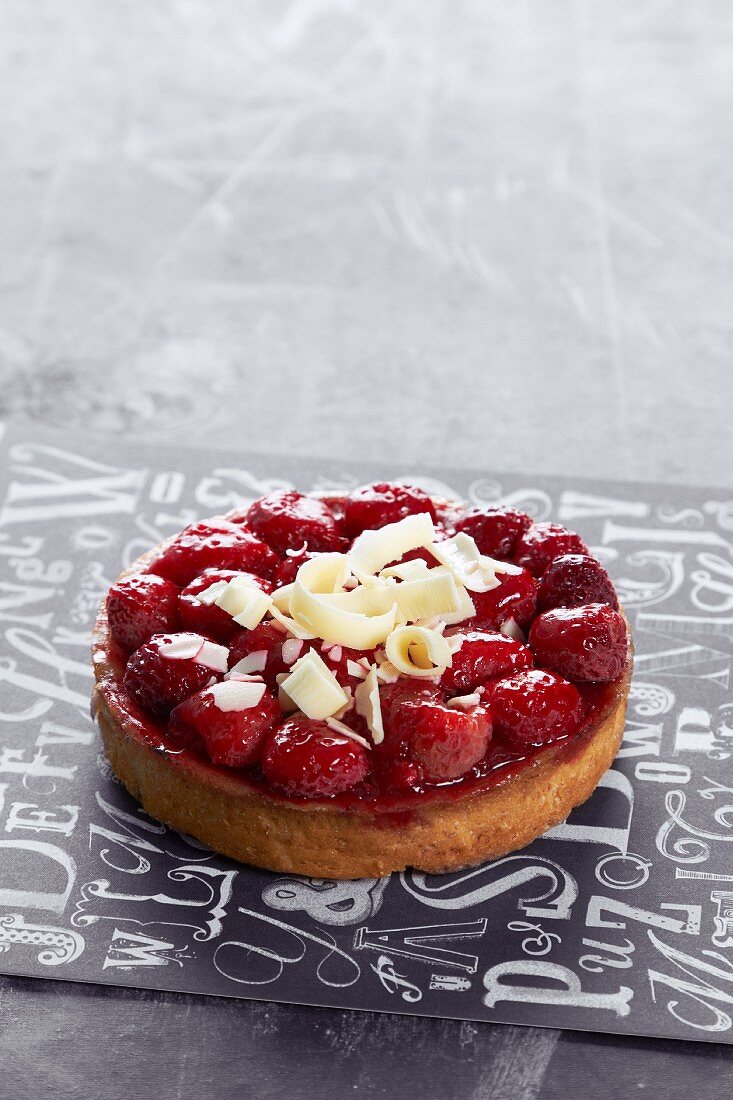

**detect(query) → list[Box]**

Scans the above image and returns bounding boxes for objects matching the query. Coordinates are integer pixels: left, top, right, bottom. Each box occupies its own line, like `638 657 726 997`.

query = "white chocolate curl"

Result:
384 625 452 679
290 553 397 648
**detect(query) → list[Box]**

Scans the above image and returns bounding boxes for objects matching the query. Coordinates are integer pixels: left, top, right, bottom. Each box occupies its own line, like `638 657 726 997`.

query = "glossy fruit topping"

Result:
529 604 628 683
440 631 533 692
178 569 272 643
383 696 491 781
343 482 438 538
123 633 224 717
537 553 619 612
107 573 179 653
372 756 425 794
514 522 589 577
486 669 582 745
378 681 443 738
319 643 373 690
228 621 303 690
453 507 532 559
148 520 278 587
169 683 280 767
272 547 319 587
261 717 370 797
463 568 538 630
245 491 346 554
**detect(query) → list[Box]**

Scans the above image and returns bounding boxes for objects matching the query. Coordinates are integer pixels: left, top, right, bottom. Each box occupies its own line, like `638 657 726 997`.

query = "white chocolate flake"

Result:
157 634 205 661
207 679 266 711
354 666 385 745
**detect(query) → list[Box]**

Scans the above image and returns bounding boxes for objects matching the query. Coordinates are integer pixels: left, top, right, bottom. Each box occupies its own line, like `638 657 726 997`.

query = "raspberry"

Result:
537 554 619 612
228 621 300 689
148 520 278 587
245 491 346 554
453 507 532 559
514 522 588 577
169 684 280 768
178 569 272 643
343 482 437 538
383 696 491 781
529 604 628 683
463 568 538 631
123 633 224 717
272 547 318 587
486 669 582 745
440 631 533 692
261 717 370 797
107 573 179 653
378 681 443 749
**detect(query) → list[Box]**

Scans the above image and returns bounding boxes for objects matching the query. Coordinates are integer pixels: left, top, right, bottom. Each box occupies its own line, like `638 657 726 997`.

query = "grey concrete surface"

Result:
1 1 732 1098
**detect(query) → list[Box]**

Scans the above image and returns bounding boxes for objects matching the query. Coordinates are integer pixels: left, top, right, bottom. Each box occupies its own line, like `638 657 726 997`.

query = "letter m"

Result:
103 929 186 969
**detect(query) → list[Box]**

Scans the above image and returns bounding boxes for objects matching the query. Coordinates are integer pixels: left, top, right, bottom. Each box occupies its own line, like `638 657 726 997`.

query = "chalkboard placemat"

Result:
1 424 732 1044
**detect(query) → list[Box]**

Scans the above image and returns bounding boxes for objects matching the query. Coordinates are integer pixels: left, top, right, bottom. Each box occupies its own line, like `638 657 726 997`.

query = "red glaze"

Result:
170 684 281 768
537 553 619 612
343 482 437 538
514 522 589 578
148 520 278 587
107 573 179 653
178 569 272 643
228 621 303 690
372 756 425 794
382 696 492 781
440 631 533 692
529 604 628 683
261 717 370 797
453 507 532 559
463 568 538 630
123 633 223 717
245 491 346 554
486 669 582 745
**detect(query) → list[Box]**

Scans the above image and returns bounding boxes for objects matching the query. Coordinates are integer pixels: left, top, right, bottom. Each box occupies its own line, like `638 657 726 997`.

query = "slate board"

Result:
1 425 732 1044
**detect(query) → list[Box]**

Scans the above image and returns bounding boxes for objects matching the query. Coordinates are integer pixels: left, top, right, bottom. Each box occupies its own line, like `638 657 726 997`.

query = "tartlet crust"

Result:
92 545 632 879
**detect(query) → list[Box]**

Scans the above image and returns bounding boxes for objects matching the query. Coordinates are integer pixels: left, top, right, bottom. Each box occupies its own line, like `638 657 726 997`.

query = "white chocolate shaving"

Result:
270 583 295 612
318 586 396 617
447 692 482 710
195 639 229 672
500 616 527 643
348 512 435 576
281 638 305 665
291 554 397 648
392 568 464 624
324 717 372 750
231 588 272 630
157 634 205 661
194 580 229 606
354 665 385 745
227 650 268 676
426 532 504 593
379 559 430 582
207 679 266 711
384 624 452 679
268 605 317 640
279 649 349 720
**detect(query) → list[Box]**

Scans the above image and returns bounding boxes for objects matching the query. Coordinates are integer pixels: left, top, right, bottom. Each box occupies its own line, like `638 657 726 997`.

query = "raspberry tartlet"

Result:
92 483 632 878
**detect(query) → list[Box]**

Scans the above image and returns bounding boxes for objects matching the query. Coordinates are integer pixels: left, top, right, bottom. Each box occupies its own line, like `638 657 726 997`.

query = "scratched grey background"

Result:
1 1 732 1098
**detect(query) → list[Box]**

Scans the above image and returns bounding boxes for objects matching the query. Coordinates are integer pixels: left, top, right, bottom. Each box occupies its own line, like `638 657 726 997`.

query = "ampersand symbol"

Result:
262 877 387 926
